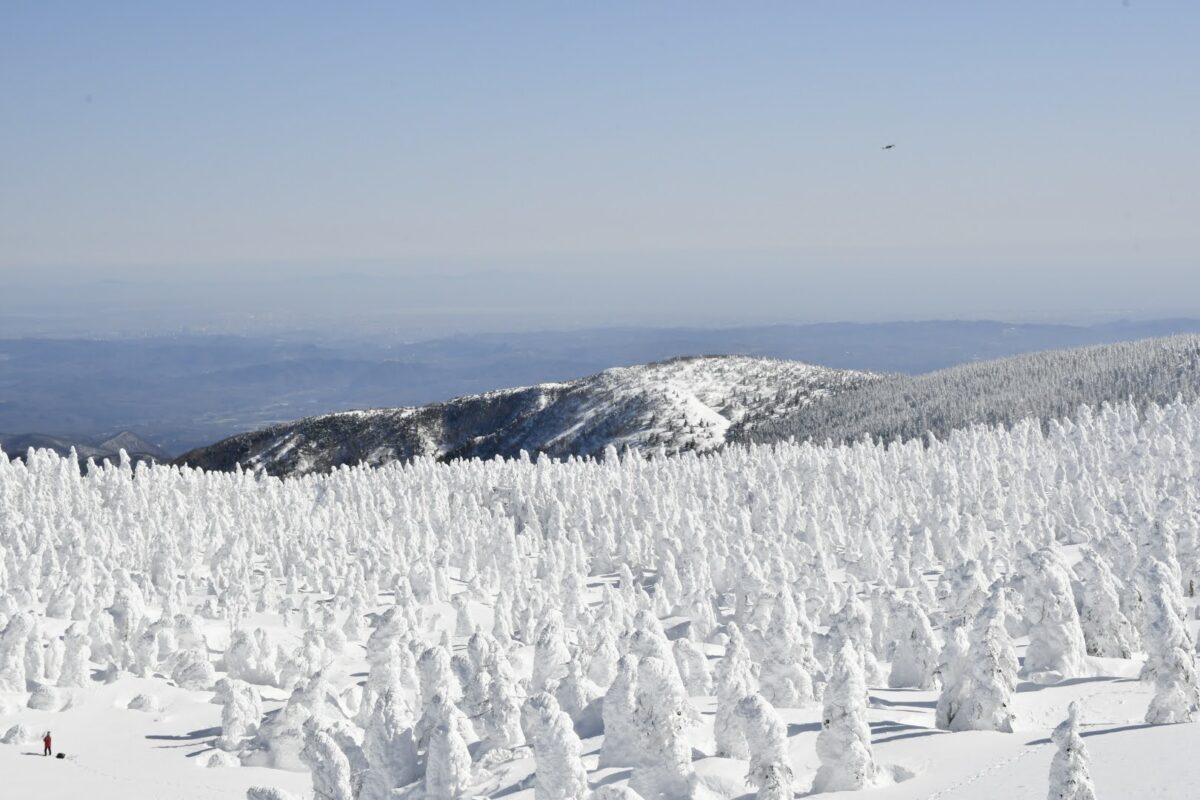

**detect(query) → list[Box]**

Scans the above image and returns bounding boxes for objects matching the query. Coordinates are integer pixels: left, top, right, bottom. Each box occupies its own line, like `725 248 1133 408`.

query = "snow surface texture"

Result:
3 399 1200 798
176 355 875 475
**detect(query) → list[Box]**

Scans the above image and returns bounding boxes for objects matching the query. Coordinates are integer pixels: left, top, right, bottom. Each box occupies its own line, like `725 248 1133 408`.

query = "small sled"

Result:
55 753 65 759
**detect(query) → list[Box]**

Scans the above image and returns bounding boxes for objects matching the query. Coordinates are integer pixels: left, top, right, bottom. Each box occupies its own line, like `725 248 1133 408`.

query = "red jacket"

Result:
43 736 51 747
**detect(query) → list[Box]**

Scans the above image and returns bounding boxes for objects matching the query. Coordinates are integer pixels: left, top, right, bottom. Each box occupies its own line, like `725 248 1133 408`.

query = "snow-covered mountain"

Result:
742 334 1200 447
176 356 875 475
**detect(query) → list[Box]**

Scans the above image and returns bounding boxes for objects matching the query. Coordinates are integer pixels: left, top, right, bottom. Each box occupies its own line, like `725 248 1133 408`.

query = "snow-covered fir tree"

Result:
951 588 1017 732
811 642 877 793
1142 560 1200 724
1047 702 1097 800
887 597 939 690
300 728 354 800
1073 547 1138 659
714 622 757 759
1021 547 1089 684
521 692 589 800
600 655 642 768
735 693 793 800
630 657 695 799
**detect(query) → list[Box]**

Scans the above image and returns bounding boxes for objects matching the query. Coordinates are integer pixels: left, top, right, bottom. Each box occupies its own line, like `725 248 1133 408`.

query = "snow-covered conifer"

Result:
811 642 877 794
951 589 1017 732
418 645 461 716
531 616 570 693
58 625 91 688
630 657 694 800
887 598 939 690
481 661 524 751
735 693 793 800
1021 548 1088 684
714 622 757 759
1142 560 1200 724
214 677 263 751
425 718 473 799
599 655 641 768
1073 547 1138 658
521 692 589 800
759 590 815 705
1047 702 1097 800
301 728 354 800
171 646 216 690
672 629 713 696
362 688 418 791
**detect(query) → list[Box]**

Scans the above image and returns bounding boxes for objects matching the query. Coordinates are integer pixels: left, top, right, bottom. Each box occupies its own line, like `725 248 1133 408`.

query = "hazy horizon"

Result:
4 1 1198 338
6 253 1200 340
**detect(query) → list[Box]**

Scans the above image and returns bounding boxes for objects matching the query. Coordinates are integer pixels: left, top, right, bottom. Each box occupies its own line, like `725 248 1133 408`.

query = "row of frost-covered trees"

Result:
1 395 1198 797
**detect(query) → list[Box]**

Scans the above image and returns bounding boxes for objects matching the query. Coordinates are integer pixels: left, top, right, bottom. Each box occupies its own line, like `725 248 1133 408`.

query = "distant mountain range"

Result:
6 319 1200 458
0 430 165 465
177 335 1200 476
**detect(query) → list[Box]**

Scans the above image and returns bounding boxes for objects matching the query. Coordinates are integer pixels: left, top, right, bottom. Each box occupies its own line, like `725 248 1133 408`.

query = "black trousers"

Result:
44 745 51 755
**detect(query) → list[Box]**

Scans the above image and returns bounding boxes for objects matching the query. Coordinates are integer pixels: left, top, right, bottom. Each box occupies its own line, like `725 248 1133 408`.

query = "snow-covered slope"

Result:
741 334 1200 447
176 356 875 475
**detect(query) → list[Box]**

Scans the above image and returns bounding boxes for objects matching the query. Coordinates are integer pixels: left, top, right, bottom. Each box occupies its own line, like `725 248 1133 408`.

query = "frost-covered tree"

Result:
672 629 712 696
587 624 621 689
1021 548 1088 684
415 691 474 753
301 728 354 800
934 623 970 731
1073 547 1138 659
888 598 939 690
630 657 694 800
811 642 876 794
214 677 263 751
521 693 589 800
171 647 216 690
0 613 31 692
829 590 885 685
362 688 418 791
714 622 757 759
599 655 641 768
950 589 1017 733
532 616 571 693
735 693 793 800
358 640 411 725
418 645 461 717
1142 560 1200 724
1047 702 1097 800
479 659 524 752
759 590 815 706
425 718 473 799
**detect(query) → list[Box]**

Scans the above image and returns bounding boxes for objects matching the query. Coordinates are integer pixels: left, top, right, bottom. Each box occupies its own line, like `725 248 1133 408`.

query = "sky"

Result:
2 1 1198 335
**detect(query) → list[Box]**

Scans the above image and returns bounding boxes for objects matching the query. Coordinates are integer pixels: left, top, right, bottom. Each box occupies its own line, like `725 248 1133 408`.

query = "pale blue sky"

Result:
2 1 1198 331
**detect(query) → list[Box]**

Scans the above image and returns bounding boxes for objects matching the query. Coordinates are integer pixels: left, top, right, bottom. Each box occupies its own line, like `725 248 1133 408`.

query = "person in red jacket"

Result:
43 732 51 756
